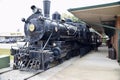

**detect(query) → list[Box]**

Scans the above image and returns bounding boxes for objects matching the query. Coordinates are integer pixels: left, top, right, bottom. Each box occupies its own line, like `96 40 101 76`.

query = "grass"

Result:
0 48 13 60
0 48 10 54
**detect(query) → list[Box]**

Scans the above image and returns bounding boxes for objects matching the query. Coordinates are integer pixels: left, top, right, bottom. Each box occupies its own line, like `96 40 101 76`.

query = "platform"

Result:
29 46 120 80
0 46 120 80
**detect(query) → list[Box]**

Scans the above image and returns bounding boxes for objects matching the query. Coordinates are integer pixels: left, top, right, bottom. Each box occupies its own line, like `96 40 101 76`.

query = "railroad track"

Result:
24 63 59 80
0 57 79 80
0 69 42 80
24 70 44 80
0 69 14 75
24 57 79 80
0 63 60 80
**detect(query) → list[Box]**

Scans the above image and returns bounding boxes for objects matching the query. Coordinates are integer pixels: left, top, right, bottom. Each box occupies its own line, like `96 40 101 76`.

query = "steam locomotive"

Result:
11 0 102 70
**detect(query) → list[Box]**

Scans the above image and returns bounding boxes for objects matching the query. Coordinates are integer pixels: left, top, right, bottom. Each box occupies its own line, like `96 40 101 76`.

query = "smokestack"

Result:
43 0 51 18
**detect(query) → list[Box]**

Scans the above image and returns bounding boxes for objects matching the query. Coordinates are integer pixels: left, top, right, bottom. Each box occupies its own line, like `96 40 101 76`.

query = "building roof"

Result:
0 32 24 37
68 1 120 34
68 1 120 12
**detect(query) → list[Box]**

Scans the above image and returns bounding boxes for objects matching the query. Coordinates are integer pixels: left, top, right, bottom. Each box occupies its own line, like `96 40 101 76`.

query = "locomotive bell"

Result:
52 11 61 21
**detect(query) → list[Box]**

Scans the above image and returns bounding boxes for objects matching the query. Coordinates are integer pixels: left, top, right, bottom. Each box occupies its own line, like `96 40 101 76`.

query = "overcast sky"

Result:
0 0 119 33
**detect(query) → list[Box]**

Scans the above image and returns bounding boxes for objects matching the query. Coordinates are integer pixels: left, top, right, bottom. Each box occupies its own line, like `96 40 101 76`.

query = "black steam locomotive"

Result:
11 0 102 70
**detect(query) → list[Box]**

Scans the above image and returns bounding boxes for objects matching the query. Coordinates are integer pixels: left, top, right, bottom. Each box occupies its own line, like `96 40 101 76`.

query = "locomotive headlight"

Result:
29 24 35 32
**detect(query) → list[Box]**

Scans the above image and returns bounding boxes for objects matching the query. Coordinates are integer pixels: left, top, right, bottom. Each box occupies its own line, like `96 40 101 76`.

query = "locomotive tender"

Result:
11 0 102 70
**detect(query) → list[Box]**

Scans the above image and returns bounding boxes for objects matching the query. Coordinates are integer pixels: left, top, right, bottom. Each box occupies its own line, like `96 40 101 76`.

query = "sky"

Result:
0 0 119 33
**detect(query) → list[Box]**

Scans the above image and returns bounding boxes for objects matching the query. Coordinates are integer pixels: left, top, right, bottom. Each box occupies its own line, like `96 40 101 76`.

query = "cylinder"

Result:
43 0 51 18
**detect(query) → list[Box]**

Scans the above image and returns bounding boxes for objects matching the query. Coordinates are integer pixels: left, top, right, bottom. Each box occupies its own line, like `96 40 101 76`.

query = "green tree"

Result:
61 13 82 23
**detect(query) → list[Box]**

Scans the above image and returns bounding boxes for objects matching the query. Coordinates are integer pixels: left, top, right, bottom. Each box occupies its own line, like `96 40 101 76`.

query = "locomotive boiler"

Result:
11 0 101 70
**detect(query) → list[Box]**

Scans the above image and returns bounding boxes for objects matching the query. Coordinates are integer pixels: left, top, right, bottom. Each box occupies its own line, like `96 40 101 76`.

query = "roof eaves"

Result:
68 1 120 12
